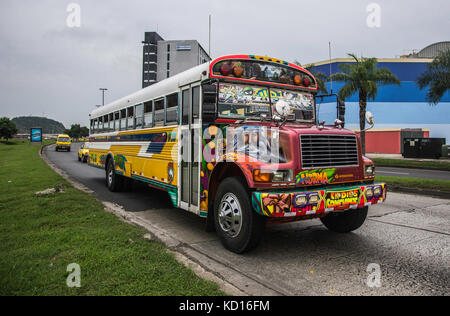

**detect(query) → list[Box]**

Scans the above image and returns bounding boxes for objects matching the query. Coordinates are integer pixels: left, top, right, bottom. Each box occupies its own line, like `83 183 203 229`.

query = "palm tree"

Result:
417 50 450 105
293 60 328 94
330 54 400 154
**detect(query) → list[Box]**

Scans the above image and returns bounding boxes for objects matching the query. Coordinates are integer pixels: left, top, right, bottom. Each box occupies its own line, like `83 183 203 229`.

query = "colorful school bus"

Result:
88 54 386 253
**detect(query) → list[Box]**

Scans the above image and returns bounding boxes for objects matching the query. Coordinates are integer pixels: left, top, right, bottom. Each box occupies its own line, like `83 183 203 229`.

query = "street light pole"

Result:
99 88 108 106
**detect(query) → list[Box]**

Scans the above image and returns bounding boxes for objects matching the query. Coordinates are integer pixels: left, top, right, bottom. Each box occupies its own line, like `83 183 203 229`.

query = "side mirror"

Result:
202 84 217 123
355 111 375 134
334 119 344 128
366 111 375 126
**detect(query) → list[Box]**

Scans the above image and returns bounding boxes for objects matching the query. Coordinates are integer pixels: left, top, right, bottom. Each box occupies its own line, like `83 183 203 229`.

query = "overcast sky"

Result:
1 0 449 128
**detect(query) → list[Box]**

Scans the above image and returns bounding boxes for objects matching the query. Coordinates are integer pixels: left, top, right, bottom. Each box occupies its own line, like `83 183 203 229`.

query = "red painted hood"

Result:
231 122 368 189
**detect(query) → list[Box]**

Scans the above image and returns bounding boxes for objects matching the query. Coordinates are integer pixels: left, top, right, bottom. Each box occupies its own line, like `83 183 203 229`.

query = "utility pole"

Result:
99 88 108 106
329 42 333 94
208 15 212 57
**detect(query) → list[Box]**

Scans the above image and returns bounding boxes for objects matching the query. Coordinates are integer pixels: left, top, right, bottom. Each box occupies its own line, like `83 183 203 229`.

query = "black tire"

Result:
55 147 58 152
78 156 81 162
106 159 123 192
320 206 368 233
214 177 266 253
83 156 88 163
68 148 71 152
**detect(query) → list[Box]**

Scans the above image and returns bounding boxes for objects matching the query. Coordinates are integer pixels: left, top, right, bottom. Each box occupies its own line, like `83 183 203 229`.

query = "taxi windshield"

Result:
58 137 70 142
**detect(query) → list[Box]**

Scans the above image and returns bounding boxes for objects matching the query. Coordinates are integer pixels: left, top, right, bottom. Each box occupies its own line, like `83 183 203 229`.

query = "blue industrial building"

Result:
310 42 450 144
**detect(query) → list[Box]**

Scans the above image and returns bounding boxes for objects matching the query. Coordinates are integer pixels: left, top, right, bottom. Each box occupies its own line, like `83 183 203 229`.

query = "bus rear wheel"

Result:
214 177 266 254
320 206 368 233
106 159 123 192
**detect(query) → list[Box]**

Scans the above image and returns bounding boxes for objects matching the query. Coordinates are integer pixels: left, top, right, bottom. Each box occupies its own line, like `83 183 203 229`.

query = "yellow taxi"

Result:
55 134 71 152
78 142 89 163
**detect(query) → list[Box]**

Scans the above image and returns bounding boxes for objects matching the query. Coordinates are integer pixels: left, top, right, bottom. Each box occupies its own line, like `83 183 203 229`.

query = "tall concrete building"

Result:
142 32 211 88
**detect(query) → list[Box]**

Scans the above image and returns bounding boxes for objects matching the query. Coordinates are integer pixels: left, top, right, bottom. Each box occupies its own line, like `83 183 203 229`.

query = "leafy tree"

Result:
64 124 89 139
80 126 89 137
417 50 450 105
0 117 18 142
330 54 400 154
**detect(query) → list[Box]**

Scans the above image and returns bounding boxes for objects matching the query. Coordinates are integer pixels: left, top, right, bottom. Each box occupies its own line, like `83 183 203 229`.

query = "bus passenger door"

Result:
179 84 201 214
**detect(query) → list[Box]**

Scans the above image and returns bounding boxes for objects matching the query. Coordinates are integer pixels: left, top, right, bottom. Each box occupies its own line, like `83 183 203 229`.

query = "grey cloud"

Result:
0 0 449 127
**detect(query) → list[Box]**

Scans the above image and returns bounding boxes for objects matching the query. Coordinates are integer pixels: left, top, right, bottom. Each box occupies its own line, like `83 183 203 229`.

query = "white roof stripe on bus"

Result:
90 63 210 119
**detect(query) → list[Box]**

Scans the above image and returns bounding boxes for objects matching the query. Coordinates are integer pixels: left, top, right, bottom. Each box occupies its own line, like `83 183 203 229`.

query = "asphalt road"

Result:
377 166 450 181
44 143 450 296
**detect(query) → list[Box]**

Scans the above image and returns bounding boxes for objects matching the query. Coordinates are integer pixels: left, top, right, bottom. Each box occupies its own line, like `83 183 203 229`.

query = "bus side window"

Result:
104 114 109 131
109 113 114 131
154 99 165 126
114 111 119 131
135 104 144 129
144 101 153 127
182 89 190 125
127 106 134 130
192 86 200 124
98 116 103 133
166 93 178 125
120 109 126 130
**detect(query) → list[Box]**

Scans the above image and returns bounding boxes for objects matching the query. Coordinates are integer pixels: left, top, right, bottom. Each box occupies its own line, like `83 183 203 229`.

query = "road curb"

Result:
39 143 270 296
386 185 450 200
375 163 450 172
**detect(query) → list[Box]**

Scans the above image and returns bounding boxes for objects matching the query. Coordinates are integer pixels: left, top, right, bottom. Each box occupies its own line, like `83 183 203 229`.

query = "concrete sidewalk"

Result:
367 153 450 163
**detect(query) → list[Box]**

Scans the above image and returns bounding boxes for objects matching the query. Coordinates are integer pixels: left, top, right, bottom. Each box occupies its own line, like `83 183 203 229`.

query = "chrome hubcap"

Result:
108 169 113 185
218 193 242 238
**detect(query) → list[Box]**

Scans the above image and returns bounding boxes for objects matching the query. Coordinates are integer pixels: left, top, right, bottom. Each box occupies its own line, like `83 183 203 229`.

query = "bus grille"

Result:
300 135 359 169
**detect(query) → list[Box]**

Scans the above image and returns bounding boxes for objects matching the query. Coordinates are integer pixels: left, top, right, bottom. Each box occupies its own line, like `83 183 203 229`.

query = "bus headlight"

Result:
309 194 320 204
374 186 382 196
365 164 375 177
295 195 307 205
253 169 293 183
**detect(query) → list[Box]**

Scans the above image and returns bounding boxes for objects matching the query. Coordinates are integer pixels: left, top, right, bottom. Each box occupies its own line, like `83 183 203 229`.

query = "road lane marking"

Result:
378 171 410 175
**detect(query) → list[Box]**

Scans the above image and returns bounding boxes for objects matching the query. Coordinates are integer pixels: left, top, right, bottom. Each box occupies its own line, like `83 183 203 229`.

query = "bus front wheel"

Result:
213 177 266 254
320 206 368 233
106 159 123 192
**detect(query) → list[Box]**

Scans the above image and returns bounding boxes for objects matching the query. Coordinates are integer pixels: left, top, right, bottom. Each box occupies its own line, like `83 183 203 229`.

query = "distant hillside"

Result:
12 116 66 134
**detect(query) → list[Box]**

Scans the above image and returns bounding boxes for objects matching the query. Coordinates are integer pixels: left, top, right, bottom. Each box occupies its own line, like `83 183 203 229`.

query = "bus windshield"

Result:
217 83 315 122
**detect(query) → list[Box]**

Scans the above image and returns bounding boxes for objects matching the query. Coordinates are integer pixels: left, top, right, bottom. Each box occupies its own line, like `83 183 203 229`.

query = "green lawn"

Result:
376 175 450 193
0 140 225 296
373 158 450 171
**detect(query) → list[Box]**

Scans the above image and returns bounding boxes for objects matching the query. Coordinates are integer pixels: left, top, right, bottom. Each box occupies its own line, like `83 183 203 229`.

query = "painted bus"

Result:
88 54 386 253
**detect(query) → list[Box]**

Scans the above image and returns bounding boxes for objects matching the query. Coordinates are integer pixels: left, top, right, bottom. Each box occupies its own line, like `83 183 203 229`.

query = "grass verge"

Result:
376 175 450 194
0 140 225 296
373 158 450 171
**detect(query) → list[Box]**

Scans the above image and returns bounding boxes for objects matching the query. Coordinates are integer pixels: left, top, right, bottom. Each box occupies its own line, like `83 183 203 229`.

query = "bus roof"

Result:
90 54 317 119
90 62 210 118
